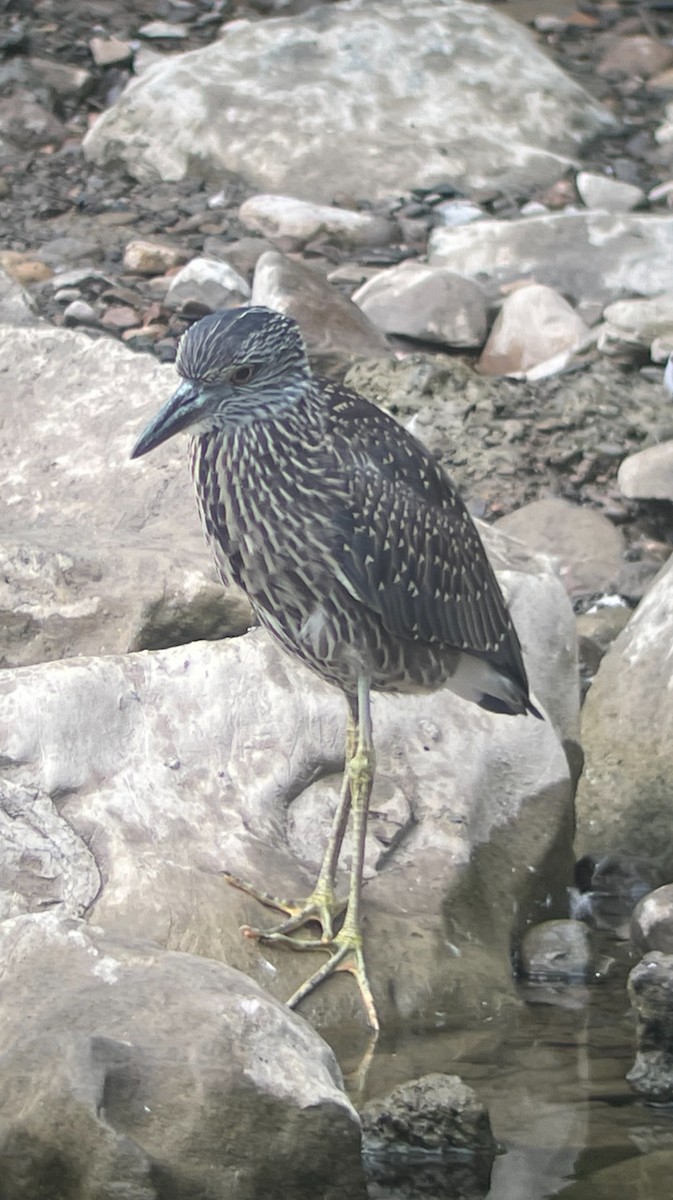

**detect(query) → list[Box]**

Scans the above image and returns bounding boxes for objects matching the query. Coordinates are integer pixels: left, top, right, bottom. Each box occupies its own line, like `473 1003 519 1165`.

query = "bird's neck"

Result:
190 381 328 489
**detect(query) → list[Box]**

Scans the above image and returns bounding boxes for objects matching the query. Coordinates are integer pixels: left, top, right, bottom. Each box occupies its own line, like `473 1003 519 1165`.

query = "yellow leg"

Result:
223 715 356 943
285 677 380 1033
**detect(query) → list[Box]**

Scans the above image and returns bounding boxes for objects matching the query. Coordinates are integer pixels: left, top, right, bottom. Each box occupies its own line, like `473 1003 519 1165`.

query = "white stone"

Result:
432 199 485 227
352 261 487 347
429 211 673 305
239 194 395 249
617 441 673 502
576 171 644 212
164 256 250 311
599 292 673 354
478 283 590 376
82 0 614 203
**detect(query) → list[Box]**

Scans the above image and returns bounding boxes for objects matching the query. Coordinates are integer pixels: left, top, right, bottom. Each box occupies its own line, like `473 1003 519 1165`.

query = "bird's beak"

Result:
130 381 202 459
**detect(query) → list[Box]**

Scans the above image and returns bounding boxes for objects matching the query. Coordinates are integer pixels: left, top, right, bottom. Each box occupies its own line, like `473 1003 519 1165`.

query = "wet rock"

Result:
239 194 395 250
617 441 673 502
631 884 673 954
519 919 595 981
164 256 251 311
429 212 673 306
352 262 487 348
597 35 673 80
123 239 190 274
0 618 574 1031
0 324 252 668
251 250 390 362
477 284 590 376
575 553 673 871
576 602 631 682
0 87 66 150
494 498 624 600
627 951 673 1103
0 913 364 1200
571 853 661 934
556 1151 673 1199
575 170 644 212
361 1073 496 1153
82 0 614 202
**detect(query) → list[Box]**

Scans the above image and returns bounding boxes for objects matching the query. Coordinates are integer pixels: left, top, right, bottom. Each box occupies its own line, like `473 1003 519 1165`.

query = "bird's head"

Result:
131 306 310 458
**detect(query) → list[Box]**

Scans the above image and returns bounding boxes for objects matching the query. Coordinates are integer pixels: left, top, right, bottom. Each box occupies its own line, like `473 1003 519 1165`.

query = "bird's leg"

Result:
286 677 380 1033
224 715 356 942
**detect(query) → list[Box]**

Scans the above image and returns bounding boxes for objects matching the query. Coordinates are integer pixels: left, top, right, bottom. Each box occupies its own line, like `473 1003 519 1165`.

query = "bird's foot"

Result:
286 925 380 1034
223 871 346 943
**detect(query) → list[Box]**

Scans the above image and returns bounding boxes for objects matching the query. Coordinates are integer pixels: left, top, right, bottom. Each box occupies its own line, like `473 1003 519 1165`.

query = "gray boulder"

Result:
0 913 364 1200
352 262 488 348
82 0 614 202
0 322 252 669
575 554 673 873
494 498 624 601
251 250 390 362
0 608 575 1031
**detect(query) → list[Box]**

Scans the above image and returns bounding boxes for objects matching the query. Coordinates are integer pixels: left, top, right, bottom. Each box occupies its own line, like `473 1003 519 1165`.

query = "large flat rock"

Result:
0 616 574 1032
82 0 614 202
429 211 673 305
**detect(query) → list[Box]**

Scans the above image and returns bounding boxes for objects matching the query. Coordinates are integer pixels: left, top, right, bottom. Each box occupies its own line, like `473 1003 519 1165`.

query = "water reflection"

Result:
328 942 673 1198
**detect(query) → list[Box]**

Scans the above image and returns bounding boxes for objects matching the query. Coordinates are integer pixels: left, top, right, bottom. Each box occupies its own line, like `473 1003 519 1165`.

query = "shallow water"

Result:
329 944 673 1198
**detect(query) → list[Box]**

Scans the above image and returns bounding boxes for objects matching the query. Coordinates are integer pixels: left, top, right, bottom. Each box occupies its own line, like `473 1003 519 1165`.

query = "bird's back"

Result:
190 376 538 716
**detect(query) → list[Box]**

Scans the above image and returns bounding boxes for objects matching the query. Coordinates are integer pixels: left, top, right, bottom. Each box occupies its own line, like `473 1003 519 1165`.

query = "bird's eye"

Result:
231 365 254 386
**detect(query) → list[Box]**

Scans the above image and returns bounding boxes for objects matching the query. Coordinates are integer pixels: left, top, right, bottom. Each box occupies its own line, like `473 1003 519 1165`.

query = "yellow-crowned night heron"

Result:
131 305 541 1032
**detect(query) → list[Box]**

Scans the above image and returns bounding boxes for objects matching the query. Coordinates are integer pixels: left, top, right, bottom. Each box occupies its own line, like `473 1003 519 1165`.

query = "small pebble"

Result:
89 36 133 67
138 22 189 39
63 299 98 327
123 240 189 275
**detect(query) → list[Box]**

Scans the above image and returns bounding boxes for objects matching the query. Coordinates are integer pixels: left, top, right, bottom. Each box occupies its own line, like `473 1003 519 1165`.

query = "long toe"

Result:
286 928 380 1033
223 871 346 943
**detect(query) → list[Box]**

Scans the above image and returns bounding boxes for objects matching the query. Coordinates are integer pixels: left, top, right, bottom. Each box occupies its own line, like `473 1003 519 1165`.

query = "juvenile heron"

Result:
131 305 541 1031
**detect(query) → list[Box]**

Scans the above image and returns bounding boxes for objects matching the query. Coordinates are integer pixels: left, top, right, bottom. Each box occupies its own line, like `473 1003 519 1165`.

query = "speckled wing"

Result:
324 383 527 683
